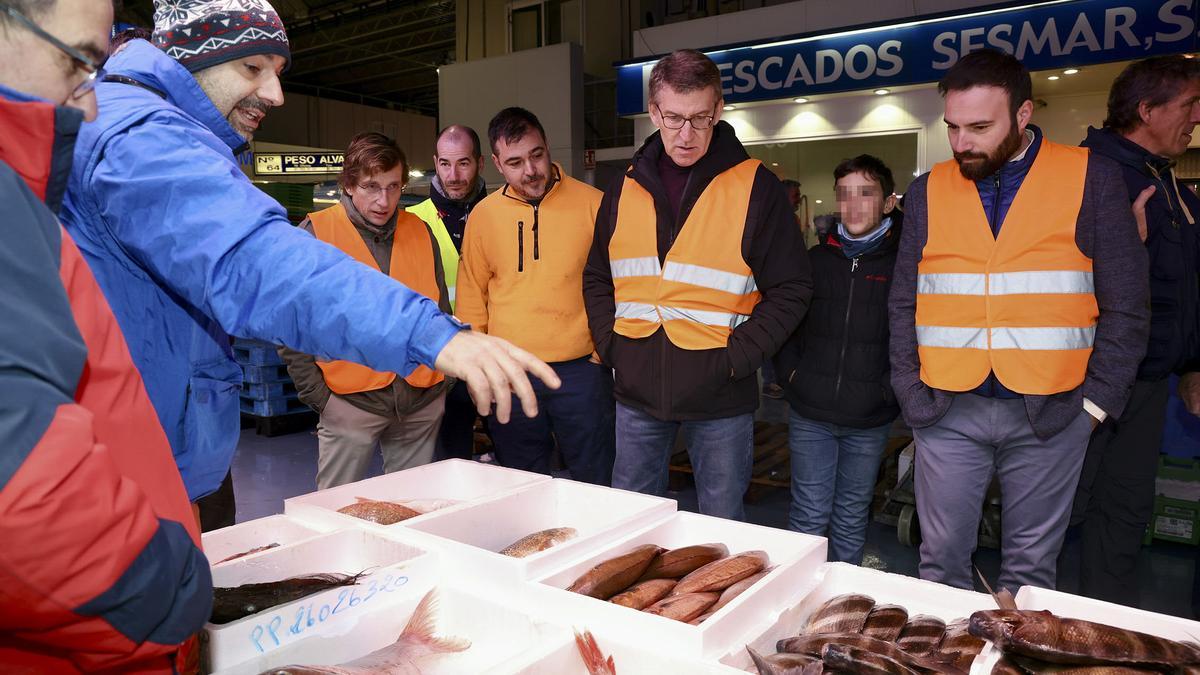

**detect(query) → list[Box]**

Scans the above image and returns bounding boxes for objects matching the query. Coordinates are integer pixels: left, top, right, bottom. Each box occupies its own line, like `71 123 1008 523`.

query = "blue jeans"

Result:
788 411 891 564
612 402 753 521
487 357 615 485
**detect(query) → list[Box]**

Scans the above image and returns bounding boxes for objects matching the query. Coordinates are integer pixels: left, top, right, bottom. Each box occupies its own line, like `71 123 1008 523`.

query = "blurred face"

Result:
836 171 897 237
435 133 482 200
492 129 552 201
1134 79 1200 158
786 185 801 211
193 54 286 142
649 85 722 167
346 164 406 226
0 0 111 121
944 85 1032 181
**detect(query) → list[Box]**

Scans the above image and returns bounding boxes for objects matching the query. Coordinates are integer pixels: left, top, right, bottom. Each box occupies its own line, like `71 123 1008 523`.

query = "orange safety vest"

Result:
609 159 762 350
916 139 1097 395
309 203 444 392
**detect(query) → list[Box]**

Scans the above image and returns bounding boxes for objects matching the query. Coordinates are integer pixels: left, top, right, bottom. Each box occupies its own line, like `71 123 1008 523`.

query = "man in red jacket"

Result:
0 0 211 670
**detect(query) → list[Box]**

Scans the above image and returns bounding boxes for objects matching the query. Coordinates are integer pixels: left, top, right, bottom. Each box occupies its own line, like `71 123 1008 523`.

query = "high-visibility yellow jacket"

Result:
408 198 460 310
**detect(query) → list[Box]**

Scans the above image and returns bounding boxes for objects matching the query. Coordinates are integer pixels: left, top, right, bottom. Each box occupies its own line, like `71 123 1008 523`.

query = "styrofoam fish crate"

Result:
973 585 1200 674
402 478 676 583
202 515 330 568
212 584 568 675
284 458 550 531
496 631 746 674
727 562 995 671
530 511 828 660
203 528 437 672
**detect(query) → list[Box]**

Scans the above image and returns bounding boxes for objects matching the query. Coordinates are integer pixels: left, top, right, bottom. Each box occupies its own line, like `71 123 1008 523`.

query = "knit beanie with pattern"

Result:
152 0 290 73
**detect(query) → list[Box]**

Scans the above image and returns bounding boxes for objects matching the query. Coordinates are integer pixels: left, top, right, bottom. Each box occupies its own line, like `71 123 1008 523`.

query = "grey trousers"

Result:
913 393 1093 593
316 392 446 490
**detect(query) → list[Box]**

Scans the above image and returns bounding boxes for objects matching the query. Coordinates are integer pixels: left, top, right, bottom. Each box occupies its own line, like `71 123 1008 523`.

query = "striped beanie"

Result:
152 0 290 73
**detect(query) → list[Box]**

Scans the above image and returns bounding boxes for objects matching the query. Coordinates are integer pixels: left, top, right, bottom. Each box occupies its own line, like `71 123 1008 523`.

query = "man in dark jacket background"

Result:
583 49 812 520
889 50 1149 594
1070 55 1200 608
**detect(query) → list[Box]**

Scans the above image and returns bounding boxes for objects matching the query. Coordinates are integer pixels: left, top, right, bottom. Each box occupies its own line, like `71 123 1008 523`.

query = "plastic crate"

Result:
233 341 284 366
1157 456 1200 482
241 380 297 401
1146 495 1200 545
241 363 291 384
239 393 307 418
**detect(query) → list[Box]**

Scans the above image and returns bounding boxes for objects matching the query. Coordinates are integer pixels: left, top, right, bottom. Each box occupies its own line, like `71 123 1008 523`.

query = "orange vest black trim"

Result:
309 204 444 392
608 159 762 350
916 139 1096 395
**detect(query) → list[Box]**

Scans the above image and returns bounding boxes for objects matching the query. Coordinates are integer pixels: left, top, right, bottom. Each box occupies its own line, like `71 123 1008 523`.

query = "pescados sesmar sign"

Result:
616 0 1200 115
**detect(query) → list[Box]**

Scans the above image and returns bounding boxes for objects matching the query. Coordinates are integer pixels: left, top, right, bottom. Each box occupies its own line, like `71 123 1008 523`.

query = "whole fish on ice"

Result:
261 588 470 674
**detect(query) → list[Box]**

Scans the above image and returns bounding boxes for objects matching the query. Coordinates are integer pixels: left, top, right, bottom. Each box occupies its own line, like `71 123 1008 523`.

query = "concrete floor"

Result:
230 396 1198 621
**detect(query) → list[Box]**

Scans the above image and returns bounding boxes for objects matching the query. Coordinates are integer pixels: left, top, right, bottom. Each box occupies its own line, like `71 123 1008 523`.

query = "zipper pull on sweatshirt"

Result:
518 220 525 272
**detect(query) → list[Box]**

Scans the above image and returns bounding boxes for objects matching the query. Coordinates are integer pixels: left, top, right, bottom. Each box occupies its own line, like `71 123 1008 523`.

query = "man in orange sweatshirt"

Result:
456 107 615 484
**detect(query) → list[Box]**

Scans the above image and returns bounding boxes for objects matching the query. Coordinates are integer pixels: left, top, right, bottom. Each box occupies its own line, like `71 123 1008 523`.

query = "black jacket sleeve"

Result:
730 166 813 379
583 178 624 366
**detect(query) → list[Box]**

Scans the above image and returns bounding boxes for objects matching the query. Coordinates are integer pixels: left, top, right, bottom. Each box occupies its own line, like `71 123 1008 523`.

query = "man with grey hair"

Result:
0 0 211 668
59 0 560 528
583 49 812 520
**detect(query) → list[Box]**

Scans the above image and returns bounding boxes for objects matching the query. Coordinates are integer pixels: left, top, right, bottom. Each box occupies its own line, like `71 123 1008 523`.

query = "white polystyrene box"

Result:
728 562 996 671
202 528 436 672
283 458 550 531
211 584 567 675
202 515 329 568
531 511 828 660
402 478 676 583
973 585 1200 674
496 631 746 674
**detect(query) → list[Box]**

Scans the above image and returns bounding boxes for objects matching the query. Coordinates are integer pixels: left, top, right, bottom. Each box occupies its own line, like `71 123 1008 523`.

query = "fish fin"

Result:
399 589 471 653
974 566 1016 610
574 629 615 675
746 645 777 675
354 496 375 503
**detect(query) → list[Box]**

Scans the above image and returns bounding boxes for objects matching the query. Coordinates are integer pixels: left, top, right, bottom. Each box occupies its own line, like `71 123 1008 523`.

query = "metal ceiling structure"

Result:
117 0 454 116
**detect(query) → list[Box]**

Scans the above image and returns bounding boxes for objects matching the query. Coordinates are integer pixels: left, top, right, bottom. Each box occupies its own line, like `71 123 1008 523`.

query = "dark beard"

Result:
954 123 1025 181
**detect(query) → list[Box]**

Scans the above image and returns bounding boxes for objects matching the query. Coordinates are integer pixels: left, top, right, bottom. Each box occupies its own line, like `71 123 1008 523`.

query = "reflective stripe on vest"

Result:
309 204 445 392
609 158 762 350
408 199 459 311
915 139 1096 395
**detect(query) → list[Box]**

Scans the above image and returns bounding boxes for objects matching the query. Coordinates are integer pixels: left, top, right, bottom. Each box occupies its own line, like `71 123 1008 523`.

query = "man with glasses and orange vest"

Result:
281 133 452 489
889 50 1149 594
584 49 813 521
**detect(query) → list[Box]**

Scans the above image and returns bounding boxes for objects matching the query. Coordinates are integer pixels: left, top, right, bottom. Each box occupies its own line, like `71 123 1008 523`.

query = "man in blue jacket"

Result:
1071 55 1200 608
60 0 558 520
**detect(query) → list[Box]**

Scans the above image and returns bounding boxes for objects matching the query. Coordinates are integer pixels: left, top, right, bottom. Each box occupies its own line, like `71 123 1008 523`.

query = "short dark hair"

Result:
487 107 546 155
781 179 801 191
1104 55 1200 133
937 49 1032 115
109 26 151 56
339 132 407 192
649 49 722 103
833 154 895 197
436 124 482 159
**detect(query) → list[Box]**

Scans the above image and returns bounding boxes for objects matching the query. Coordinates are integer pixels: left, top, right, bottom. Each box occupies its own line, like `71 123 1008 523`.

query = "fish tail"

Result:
399 589 471 653
746 645 776 675
574 629 615 675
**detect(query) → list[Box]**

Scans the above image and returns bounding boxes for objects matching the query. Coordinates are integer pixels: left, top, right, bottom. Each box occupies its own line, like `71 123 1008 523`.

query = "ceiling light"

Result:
793 97 808 104
723 104 736 111
815 199 823 204
409 170 424 178
874 89 889 95
1047 75 1060 81
1063 68 1079 75
771 162 779 167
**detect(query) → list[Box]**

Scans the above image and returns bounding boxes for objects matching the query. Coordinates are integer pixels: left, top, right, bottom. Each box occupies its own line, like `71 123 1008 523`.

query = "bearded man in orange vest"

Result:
281 133 452 489
889 49 1150 594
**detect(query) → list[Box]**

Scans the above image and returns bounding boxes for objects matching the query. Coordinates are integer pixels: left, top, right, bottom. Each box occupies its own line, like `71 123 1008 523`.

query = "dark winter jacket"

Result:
1082 126 1200 380
776 226 901 429
583 122 813 421
889 135 1150 440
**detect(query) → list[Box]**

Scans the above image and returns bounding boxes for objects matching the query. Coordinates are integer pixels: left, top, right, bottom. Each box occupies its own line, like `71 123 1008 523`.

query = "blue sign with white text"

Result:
616 0 1200 115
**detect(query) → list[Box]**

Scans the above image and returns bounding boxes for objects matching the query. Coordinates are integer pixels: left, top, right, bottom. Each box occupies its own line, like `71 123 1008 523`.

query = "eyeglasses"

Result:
357 182 404 198
2 4 106 101
655 105 717 130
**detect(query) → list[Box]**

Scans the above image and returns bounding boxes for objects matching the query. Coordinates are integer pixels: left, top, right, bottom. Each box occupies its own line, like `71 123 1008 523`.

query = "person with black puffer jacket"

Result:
775 155 901 565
